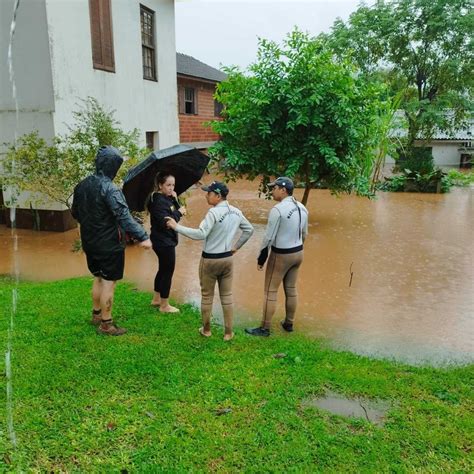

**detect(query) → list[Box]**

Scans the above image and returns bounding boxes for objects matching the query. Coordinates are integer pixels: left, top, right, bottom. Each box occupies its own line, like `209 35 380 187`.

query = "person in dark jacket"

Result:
147 173 186 313
71 146 152 336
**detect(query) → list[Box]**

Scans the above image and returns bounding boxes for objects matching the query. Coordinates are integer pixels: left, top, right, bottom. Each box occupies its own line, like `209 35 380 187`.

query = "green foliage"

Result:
384 154 474 193
395 147 435 175
381 167 450 193
210 30 391 205
380 174 407 192
370 92 405 192
446 168 474 186
2 97 148 209
325 0 474 150
0 278 472 471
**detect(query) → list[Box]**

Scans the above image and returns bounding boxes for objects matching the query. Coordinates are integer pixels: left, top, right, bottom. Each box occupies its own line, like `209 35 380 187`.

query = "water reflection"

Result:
1 182 472 366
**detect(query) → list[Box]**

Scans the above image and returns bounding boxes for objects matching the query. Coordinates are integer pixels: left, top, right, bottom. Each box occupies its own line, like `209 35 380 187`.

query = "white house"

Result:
386 116 473 170
413 124 473 169
0 0 179 230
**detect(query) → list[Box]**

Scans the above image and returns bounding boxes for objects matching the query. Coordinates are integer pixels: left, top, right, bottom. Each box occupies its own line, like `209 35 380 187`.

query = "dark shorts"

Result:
86 251 125 281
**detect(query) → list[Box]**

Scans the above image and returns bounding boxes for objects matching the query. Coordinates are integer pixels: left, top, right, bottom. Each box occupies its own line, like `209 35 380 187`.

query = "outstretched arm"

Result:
166 209 216 241
105 187 148 242
149 194 182 230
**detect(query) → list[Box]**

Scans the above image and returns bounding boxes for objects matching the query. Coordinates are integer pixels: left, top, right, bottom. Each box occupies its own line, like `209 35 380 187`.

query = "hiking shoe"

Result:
245 327 270 337
280 320 294 332
91 309 102 326
97 320 127 336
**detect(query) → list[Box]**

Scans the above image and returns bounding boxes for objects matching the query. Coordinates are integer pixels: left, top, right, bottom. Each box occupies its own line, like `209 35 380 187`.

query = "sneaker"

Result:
245 327 270 337
97 320 127 336
91 310 102 326
280 320 294 332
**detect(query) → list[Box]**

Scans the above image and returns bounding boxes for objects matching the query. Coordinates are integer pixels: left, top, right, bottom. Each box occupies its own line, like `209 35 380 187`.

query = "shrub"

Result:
446 169 474 187
2 97 148 209
395 147 434 175
381 168 451 193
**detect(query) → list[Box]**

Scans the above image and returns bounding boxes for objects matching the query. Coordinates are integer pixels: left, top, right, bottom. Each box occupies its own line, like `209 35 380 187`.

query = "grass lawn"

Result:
0 277 472 472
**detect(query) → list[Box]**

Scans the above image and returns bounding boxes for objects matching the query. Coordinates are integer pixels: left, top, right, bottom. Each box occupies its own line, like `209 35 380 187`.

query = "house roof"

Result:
430 124 473 140
176 53 227 83
390 113 473 141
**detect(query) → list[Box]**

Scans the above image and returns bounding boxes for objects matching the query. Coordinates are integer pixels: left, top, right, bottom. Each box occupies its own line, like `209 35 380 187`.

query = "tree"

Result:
3 97 148 210
210 30 390 205
325 0 473 152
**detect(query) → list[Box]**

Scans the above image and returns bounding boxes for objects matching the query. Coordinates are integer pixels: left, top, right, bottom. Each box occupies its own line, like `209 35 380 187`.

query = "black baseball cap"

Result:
268 177 294 192
201 181 229 197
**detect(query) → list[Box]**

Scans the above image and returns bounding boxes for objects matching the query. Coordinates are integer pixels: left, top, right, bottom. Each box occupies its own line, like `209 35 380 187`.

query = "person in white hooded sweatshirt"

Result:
246 177 308 337
166 181 254 341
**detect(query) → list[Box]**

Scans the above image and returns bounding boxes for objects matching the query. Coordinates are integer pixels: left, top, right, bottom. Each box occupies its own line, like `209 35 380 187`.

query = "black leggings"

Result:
152 245 176 298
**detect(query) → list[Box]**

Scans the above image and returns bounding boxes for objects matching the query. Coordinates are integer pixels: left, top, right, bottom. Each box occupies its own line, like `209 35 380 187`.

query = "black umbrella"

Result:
123 145 210 211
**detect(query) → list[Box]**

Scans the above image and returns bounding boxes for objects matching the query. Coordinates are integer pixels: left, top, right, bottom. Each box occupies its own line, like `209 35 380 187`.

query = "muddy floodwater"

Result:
1 181 473 366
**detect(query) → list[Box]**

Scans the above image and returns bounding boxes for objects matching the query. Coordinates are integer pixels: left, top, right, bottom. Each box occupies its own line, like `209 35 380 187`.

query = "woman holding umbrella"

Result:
147 173 186 312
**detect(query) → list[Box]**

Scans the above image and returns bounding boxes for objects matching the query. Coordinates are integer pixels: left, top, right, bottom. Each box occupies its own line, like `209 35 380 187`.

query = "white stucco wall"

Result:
385 142 464 169
431 143 463 168
0 0 55 153
45 0 179 148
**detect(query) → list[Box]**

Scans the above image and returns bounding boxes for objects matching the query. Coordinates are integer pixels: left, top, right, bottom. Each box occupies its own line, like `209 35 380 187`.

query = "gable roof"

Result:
390 112 473 141
176 53 227 83
430 121 473 140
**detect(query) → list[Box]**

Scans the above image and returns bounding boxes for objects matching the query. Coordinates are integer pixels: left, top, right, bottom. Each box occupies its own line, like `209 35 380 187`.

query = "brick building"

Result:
176 53 227 150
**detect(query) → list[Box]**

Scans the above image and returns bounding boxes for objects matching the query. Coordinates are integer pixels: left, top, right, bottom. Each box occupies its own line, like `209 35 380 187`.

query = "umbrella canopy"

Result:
123 145 210 211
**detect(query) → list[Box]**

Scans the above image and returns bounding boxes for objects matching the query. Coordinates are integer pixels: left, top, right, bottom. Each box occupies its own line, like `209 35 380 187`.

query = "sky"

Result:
175 0 368 71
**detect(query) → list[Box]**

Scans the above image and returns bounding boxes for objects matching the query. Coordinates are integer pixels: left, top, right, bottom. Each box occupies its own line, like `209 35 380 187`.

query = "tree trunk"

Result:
302 184 311 206
301 158 311 206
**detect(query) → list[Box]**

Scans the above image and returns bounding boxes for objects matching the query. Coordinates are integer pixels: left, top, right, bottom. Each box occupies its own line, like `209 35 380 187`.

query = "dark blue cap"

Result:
268 177 294 192
201 181 229 197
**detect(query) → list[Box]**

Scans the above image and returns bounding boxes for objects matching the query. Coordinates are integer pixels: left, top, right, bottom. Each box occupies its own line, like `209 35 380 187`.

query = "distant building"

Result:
0 0 179 230
416 123 473 169
388 117 473 169
176 53 227 150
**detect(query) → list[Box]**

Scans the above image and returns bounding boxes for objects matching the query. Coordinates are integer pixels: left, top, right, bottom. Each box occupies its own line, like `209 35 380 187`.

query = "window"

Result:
178 86 198 114
146 131 158 150
141 5 156 81
214 99 224 117
89 0 115 72
184 87 195 114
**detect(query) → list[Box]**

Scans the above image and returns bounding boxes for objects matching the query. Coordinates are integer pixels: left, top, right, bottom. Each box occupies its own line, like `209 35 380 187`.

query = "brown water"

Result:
302 391 391 426
1 182 473 365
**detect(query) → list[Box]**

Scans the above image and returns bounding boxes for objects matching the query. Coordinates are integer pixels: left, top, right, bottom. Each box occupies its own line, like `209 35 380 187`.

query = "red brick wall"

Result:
177 77 222 143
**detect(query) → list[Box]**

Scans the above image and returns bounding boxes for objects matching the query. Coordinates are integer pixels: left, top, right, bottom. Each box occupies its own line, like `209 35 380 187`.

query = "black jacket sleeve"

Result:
170 197 183 222
257 247 269 266
71 186 79 221
105 185 148 242
149 195 182 230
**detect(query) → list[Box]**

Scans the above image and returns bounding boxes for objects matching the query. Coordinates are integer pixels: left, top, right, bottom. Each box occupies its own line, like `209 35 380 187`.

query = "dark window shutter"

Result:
101 0 115 70
89 0 103 66
89 0 115 72
178 85 185 114
214 99 224 117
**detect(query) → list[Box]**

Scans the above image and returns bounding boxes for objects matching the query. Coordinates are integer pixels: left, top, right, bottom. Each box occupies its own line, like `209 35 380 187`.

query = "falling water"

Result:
5 0 22 449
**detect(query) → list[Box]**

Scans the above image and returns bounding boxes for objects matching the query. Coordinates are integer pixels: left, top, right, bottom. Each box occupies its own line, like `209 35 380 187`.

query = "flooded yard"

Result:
1 182 472 366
